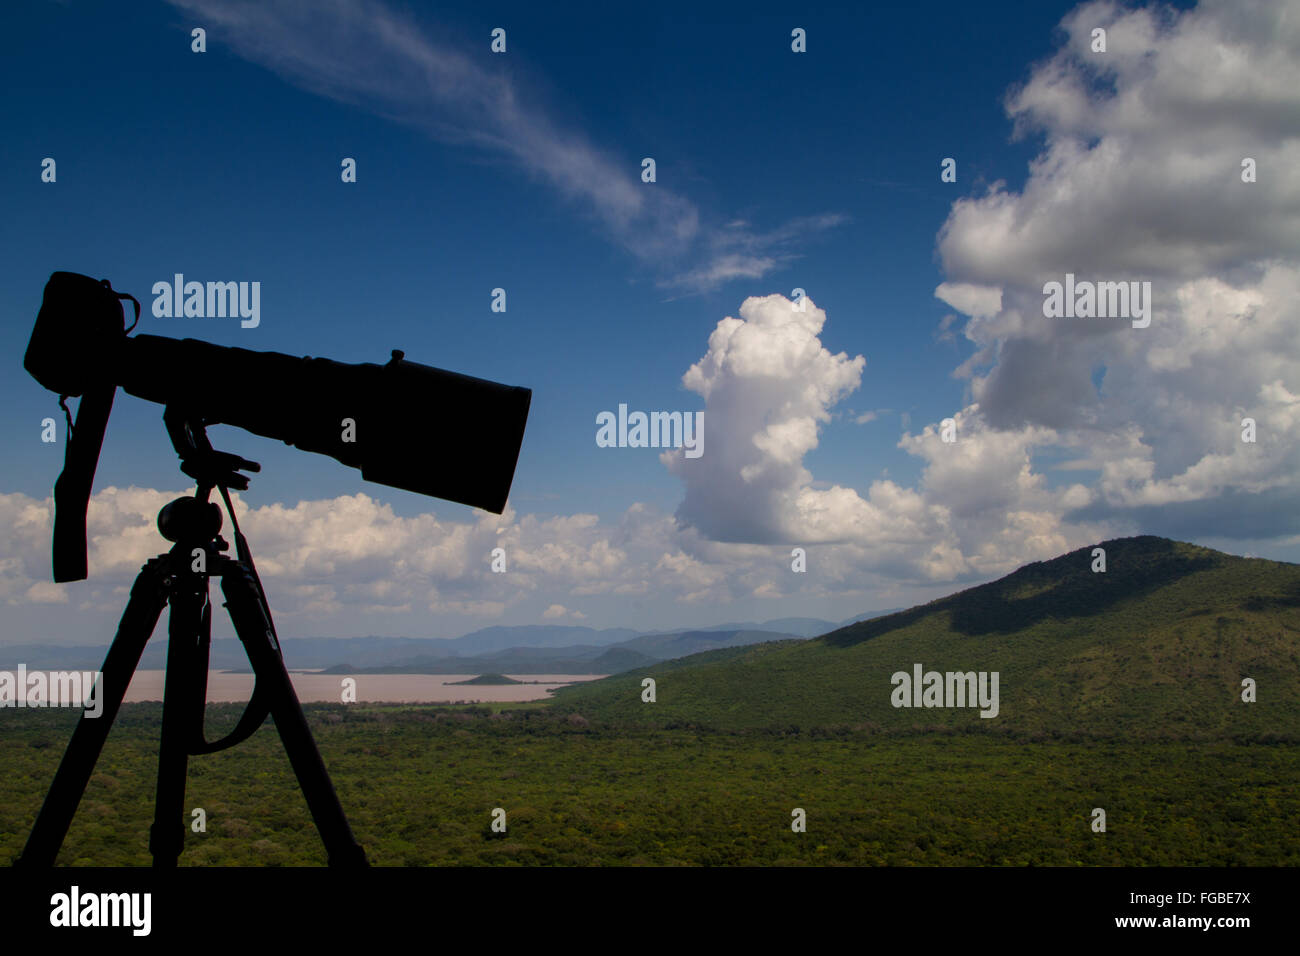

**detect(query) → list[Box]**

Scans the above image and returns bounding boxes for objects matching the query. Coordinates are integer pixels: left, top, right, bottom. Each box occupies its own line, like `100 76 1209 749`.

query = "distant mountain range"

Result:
0 612 900 673
549 536 1300 739
319 628 812 675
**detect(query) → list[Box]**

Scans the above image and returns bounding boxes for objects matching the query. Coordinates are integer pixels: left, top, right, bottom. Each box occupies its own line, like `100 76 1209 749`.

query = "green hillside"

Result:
5 535 1296 867
550 537 1300 738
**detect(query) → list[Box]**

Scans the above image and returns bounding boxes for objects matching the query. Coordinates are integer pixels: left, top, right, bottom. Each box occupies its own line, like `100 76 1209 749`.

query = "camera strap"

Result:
56 282 138 443
101 277 141 334
190 484 277 755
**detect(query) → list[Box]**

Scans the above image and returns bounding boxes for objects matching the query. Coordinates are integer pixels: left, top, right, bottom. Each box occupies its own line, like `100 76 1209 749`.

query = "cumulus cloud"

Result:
7 0 1295 643
0 442 1105 644
665 294 866 543
935 0 1300 539
660 295 1106 577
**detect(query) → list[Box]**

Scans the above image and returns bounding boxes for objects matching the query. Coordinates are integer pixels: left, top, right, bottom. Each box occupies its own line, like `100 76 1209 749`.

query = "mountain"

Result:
436 625 640 654
0 636 485 672
448 673 522 685
644 612 902 637
836 608 905 627
319 647 616 675
321 628 801 675
549 537 1300 739
0 610 906 673
648 618 838 638
613 628 802 659
589 646 657 673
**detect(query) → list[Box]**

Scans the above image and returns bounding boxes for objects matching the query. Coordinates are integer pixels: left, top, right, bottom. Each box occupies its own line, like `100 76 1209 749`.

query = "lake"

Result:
119 670 603 704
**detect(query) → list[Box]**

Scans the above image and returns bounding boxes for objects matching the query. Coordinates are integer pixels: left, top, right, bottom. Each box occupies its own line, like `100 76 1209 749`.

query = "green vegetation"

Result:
551 537 1300 738
2 536 1296 866
2 706 1296 866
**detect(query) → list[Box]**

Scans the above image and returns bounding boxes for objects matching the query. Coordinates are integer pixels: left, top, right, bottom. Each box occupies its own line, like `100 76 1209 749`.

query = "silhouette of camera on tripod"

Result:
17 270 531 867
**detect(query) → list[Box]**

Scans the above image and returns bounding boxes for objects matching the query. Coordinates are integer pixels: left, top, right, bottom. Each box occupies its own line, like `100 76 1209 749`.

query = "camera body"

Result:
24 271 130 397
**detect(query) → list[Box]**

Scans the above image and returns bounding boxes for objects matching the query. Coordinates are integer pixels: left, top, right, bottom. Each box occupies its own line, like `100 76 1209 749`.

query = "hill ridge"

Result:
550 536 1300 739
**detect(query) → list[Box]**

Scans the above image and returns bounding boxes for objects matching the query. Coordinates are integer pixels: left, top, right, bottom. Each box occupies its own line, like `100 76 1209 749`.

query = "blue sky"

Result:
4 0 1296 644
2 0 1072 515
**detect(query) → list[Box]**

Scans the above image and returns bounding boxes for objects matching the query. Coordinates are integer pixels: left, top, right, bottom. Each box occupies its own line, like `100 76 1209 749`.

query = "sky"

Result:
2 0 1297 646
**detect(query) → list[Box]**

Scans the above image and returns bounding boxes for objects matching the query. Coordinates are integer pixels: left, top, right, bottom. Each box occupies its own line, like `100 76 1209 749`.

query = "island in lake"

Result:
448 674 523 686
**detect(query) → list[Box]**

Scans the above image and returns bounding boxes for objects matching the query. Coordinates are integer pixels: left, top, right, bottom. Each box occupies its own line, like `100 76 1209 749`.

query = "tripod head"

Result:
151 407 249 545
156 408 275 649
164 405 259 493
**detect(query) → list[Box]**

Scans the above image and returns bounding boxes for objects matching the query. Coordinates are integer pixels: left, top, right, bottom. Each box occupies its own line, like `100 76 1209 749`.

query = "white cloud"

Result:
25 582 69 605
659 295 1107 577
542 604 585 620
935 282 1003 319
8 0 1298 642
660 214 848 295
664 294 865 542
933 0 1300 538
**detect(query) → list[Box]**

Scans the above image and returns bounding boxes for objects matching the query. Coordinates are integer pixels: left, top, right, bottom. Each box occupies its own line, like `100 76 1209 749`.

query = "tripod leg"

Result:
148 585 207 867
221 563 368 866
16 560 169 867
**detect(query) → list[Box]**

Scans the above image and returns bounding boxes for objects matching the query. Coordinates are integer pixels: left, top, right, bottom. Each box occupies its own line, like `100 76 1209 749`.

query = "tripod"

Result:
17 409 367 867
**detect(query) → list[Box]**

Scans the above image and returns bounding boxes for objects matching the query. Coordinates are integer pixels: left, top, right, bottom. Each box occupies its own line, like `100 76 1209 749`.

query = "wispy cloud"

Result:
659 213 847 294
167 0 841 291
